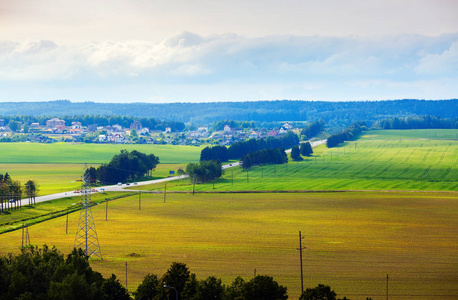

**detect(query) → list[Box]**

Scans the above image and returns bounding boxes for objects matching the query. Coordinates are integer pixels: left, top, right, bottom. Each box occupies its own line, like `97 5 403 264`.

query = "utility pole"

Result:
386 274 389 300
139 190 141 209
66 211 69 234
105 199 108 221
126 262 128 291
247 169 249 183
193 176 196 195
164 183 167 203
297 231 306 294
231 170 233 185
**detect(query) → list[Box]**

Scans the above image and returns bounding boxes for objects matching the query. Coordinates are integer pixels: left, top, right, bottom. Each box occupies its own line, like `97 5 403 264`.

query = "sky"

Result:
0 0 457 103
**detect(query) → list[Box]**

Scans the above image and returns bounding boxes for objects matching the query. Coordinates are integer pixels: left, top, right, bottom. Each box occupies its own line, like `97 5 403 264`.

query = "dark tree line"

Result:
200 145 229 162
373 115 458 130
0 246 130 300
300 120 325 139
228 132 299 160
186 160 223 183
241 148 288 170
0 173 38 212
134 261 288 300
0 115 185 132
87 150 159 185
1 99 455 130
327 122 366 148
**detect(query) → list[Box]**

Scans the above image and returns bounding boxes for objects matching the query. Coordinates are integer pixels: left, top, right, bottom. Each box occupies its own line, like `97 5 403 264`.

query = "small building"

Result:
0 119 5 126
98 135 107 142
249 132 258 139
165 127 172 133
130 121 142 131
71 122 82 129
30 122 40 127
224 125 231 132
139 127 150 135
197 127 208 135
282 123 293 130
46 118 65 128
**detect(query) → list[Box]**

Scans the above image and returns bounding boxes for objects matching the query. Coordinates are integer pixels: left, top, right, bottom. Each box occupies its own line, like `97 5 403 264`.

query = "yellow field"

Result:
0 191 456 299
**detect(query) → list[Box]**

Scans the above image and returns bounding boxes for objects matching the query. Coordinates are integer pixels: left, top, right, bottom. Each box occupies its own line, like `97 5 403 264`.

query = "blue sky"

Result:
0 0 457 102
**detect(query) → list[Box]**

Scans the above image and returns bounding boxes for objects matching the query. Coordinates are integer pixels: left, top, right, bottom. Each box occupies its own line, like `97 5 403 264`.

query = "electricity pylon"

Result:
74 165 102 259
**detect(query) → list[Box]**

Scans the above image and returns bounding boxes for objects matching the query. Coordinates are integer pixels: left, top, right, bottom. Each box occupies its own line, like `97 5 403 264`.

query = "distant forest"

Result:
0 99 456 130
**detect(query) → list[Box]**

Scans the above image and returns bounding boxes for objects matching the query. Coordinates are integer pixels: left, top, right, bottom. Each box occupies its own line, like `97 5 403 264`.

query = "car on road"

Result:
126 183 130 186
117 182 122 186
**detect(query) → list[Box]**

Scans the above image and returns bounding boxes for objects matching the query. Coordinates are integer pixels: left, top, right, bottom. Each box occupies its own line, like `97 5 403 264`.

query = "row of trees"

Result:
373 115 458 129
186 160 223 183
86 150 159 185
326 122 366 148
0 173 38 211
1 115 186 132
241 148 288 169
300 120 325 139
228 132 300 160
290 142 313 161
200 145 229 162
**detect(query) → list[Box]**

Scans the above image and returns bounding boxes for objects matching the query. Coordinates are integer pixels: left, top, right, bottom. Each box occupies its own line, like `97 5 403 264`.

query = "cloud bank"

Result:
0 33 457 102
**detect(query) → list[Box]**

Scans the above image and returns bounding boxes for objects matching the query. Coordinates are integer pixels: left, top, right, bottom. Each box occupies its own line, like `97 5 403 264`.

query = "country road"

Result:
16 140 325 206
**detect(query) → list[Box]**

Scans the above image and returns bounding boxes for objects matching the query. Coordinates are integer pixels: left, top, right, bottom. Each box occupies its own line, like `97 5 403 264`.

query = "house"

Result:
69 128 83 134
30 123 40 127
189 131 199 138
112 124 123 132
98 135 107 142
197 127 208 135
281 123 293 130
0 119 4 126
279 127 288 135
165 127 172 133
130 121 142 131
249 132 258 139
268 130 278 136
114 134 125 143
224 125 231 132
139 127 150 135
71 122 82 129
46 118 65 128
52 125 66 134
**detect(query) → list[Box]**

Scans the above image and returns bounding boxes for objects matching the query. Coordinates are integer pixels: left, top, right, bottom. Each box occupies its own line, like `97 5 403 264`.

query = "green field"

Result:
140 129 457 193
0 143 202 164
0 143 201 194
0 191 456 299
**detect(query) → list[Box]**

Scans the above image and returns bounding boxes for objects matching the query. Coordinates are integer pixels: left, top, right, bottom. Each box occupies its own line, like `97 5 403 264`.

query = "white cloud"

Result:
0 33 457 101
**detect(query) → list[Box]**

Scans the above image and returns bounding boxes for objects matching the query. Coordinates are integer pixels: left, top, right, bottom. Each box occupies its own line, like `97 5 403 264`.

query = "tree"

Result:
291 145 302 161
299 284 350 300
242 275 287 300
8 120 20 133
300 142 313 156
161 262 190 298
134 274 159 300
193 276 225 300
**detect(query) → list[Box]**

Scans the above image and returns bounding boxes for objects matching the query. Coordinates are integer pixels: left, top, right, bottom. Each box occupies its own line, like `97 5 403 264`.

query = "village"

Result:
0 117 298 146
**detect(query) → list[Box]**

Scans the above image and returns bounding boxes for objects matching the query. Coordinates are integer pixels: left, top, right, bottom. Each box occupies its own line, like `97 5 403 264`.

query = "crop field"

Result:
0 191 456 299
0 142 200 194
142 129 457 193
0 142 202 164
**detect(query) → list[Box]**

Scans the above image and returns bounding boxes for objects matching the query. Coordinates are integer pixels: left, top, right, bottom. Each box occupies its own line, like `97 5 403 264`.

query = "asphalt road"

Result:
15 140 324 206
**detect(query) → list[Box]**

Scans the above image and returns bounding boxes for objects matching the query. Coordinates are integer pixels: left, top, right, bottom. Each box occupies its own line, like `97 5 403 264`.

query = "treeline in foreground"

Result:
373 115 458 130
200 132 300 162
0 245 354 300
85 150 159 185
326 122 367 148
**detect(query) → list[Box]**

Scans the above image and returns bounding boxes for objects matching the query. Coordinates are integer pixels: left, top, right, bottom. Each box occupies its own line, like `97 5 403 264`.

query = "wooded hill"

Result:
1 99 456 130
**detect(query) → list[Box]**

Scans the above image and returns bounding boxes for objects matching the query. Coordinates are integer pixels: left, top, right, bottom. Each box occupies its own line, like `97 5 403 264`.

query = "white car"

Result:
117 182 122 186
